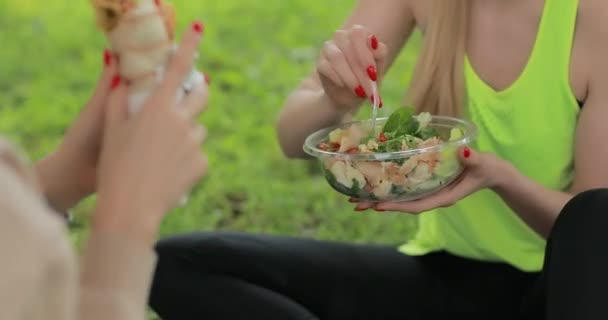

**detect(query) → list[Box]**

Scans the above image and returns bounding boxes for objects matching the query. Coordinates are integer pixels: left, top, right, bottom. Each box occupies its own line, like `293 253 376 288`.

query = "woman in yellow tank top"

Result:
150 0 608 318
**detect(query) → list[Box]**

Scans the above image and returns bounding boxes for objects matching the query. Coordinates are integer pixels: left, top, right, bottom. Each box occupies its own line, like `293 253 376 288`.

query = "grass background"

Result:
1 0 422 317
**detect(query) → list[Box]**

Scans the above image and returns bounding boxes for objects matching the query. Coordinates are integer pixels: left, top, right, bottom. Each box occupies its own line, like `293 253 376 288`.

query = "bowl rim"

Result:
303 115 478 161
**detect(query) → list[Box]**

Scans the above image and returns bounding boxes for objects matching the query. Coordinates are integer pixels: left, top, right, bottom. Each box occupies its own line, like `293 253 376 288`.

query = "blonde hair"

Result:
406 0 469 117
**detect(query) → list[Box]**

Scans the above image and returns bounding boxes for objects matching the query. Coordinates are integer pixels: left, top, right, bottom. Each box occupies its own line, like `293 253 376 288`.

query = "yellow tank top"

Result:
400 0 580 272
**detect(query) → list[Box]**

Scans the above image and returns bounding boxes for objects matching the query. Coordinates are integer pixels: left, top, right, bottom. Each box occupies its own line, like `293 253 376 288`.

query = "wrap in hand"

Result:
92 0 206 205
91 0 205 114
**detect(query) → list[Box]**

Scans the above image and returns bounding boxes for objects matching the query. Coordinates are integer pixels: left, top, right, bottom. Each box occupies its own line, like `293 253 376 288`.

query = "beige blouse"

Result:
0 138 156 320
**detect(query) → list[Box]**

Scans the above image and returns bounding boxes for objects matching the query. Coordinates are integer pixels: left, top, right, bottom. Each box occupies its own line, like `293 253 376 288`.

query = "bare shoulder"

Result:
577 0 608 51
571 0 608 102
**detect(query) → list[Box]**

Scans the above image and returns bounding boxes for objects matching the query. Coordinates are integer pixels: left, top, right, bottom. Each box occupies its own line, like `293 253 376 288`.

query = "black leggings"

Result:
149 189 608 319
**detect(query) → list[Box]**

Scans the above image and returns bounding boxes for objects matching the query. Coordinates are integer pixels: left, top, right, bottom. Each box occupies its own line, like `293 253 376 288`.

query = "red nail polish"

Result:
192 21 204 33
463 147 471 158
374 208 386 212
154 0 161 6
370 35 379 50
371 95 384 108
367 66 377 82
203 73 211 85
348 198 359 203
354 207 367 212
110 75 121 89
103 49 112 67
354 86 367 98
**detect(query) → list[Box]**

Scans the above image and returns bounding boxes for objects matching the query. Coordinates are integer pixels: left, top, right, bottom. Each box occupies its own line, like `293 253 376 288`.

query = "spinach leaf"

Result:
390 184 407 196
417 127 440 140
395 120 419 137
377 138 405 153
351 179 361 194
382 106 414 133
389 158 406 165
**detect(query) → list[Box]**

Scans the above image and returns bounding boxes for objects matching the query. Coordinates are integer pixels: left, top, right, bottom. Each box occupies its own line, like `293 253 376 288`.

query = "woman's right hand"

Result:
93 23 209 243
317 25 388 111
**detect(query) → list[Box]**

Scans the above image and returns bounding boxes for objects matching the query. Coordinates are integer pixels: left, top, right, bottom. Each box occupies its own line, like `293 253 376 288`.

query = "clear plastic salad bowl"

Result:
303 111 478 202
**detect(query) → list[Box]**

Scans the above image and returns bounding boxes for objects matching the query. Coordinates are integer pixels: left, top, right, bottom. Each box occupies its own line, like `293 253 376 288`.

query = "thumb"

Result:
458 146 480 168
105 76 128 130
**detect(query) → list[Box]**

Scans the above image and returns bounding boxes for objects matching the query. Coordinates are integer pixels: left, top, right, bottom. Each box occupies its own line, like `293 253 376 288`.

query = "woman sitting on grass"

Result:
149 0 608 319
0 23 207 320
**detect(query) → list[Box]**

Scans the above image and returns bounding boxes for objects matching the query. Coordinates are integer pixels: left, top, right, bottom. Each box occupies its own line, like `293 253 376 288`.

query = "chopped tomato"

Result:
318 143 329 151
330 142 341 150
379 133 388 143
346 147 359 154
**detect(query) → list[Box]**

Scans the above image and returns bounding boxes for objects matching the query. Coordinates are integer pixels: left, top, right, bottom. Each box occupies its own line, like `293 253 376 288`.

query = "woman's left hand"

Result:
36 50 119 211
354 147 506 214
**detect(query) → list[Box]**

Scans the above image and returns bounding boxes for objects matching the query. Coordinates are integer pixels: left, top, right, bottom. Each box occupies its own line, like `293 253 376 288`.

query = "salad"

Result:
317 106 464 201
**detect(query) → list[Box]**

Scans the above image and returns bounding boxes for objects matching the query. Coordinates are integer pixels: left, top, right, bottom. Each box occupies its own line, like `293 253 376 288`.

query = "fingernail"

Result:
348 197 359 203
371 95 384 108
463 147 471 158
154 0 161 6
367 66 377 81
192 21 204 34
354 207 368 212
103 49 112 67
203 72 211 85
110 75 121 89
370 35 379 50
354 85 367 98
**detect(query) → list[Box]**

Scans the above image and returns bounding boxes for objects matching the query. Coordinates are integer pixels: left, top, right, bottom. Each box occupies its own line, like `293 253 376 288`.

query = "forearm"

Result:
492 161 574 239
35 152 90 214
276 86 354 158
78 228 156 320
77 199 161 319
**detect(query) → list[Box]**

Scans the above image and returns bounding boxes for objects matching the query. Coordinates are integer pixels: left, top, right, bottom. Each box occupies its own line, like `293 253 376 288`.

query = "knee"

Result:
553 188 608 237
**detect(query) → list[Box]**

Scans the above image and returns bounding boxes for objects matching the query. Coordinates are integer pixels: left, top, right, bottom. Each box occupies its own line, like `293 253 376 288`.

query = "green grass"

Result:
1 1 421 317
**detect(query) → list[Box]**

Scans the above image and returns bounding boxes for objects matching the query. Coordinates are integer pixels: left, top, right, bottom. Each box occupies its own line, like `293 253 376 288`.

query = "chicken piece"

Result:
414 112 432 129
399 156 419 176
358 144 373 154
419 152 440 171
329 161 366 189
373 180 393 199
355 161 384 186
338 124 368 153
345 163 367 188
408 162 432 185
418 137 442 148
323 158 338 170
384 162 407 186
367 139 379 151
329 128 345 144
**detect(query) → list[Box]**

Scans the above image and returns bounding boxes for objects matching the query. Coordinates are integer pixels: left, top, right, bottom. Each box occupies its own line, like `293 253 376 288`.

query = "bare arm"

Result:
377 103 606 239
78 216 157 320
374 3 608 239
276 0 418 158
490 5 608 238
490 88 607 238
